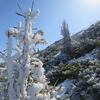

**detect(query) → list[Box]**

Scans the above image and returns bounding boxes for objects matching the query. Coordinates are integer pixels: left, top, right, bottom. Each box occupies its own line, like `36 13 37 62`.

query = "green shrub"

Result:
52 58 99 85
67 60 100 100
70 38 100 59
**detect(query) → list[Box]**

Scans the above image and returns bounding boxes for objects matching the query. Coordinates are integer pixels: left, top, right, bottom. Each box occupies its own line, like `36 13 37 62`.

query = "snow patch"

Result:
78 30 84 36
54 52 61 57
53 79 74 98
68 48 98 63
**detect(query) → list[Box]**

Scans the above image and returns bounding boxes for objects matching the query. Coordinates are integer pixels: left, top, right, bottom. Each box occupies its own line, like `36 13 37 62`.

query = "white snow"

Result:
0 7 56 100
54 51 61 57
77 30 84 36
53 79 74 99
90 48 99 54
32 9 40 19
5 28 19 37
29 34 41 45
68 48 98 63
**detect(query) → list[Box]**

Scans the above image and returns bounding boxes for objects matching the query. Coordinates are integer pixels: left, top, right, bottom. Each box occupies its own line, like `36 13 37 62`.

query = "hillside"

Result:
39 21 100 99
40 21 100 66
41 21 100 61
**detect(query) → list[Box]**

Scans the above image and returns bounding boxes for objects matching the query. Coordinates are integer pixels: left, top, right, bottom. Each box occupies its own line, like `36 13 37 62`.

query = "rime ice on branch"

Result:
0 3 56 100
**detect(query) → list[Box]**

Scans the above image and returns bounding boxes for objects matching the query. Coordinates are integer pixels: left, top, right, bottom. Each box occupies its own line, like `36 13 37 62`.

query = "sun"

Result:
83 0 100 6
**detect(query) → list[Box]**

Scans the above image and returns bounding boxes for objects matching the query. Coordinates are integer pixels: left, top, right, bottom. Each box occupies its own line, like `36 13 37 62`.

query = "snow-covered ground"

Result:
77 30 85 37
53 51 61 58
68 48 99 63
52 48 99 99
53 79 74 99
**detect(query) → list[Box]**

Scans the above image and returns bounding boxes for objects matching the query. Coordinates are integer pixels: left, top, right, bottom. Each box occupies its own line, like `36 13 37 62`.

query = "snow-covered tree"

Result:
0 4 56 100
61 20 71 54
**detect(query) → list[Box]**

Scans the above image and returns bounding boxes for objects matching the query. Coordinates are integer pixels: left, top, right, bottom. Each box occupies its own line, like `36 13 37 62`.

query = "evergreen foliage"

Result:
61 20 71 54
68 60 100 100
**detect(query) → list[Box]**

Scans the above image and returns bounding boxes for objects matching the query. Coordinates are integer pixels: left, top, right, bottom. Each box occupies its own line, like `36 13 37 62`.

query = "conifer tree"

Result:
61 20 71 54
0 3 56 100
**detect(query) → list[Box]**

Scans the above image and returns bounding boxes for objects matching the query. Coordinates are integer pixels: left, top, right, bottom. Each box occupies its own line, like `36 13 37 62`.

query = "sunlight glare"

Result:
83 0 100 7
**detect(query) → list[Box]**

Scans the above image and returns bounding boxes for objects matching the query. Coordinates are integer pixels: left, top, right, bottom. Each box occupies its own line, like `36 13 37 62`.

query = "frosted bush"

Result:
68 59 100 100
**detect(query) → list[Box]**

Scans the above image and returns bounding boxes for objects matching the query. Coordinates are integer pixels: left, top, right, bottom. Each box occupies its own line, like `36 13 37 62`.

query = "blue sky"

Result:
0 0 100 52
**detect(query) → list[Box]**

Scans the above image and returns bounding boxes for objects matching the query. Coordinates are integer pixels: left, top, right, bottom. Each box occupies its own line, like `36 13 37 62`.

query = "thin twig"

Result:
0 51 6 55
0 49 7 56
17 4 24 14
0 49 7 53
54 78 59 87
31 1 34 12
37 48 41 59
32 28 37 30
15 13 25 18
33 47 36 53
